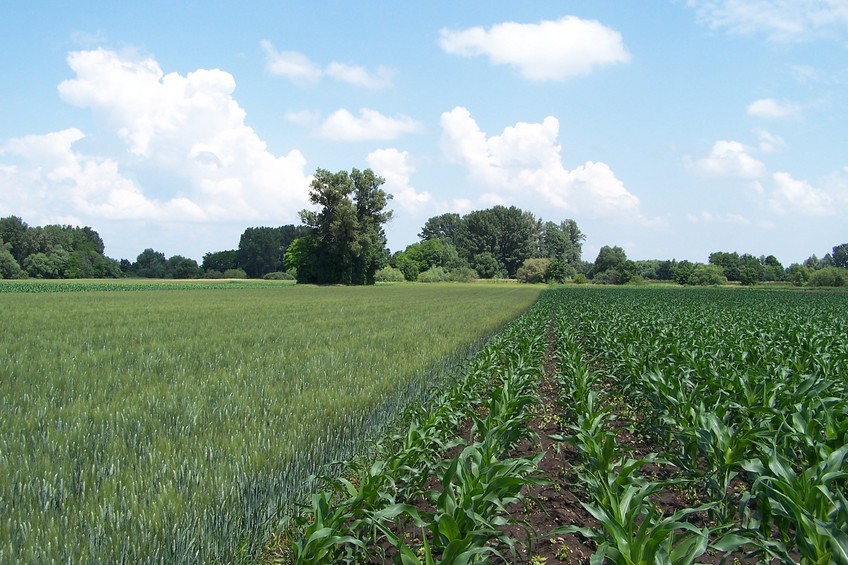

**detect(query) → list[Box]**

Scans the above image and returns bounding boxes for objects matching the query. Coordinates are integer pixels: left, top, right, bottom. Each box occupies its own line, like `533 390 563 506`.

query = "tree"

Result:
593 245 627 276
202 250 238 273
133 248 167 278
832 243 848 269
0 240 25 279
0 216 29 264
709 251 741 281
297 168 392 284
165 255 201 279
237 227 283 278
419 213 465 245
472 252 501 279
516 258 550 283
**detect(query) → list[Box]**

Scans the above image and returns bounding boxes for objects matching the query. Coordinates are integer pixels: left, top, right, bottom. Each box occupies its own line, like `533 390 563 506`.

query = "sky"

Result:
0 1 846 265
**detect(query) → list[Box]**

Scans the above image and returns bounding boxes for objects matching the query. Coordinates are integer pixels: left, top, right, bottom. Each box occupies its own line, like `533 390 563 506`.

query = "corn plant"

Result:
743 443 848 564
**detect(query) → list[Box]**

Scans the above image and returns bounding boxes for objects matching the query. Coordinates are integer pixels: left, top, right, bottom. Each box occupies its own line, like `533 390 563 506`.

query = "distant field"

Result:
0 282 541 563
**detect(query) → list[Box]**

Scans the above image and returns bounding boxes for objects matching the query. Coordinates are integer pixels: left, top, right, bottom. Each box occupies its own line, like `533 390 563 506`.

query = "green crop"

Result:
0 283 540 563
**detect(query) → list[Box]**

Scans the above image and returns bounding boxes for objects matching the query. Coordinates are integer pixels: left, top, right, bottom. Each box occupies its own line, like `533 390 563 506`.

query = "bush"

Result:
203 269 224 279
516 258 550 283
263 271 295 281
448 266 477 282
417 266 449 283
808 267 848 287
374 266 405 282
572 274 589 285
222 268 247 279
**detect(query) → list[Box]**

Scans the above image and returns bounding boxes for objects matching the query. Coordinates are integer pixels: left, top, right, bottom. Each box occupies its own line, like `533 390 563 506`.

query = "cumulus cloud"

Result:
439 106 648 221
262 41 393 89
3 48 313 227
365 148 432 212
438 16 630 81
688 0 848 42
769 171 835 215
747 98 801 119
688 140 767 178
318 108 422 141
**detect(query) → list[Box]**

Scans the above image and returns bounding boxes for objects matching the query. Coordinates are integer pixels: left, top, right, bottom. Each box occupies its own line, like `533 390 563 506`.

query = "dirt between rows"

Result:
368 326 780 564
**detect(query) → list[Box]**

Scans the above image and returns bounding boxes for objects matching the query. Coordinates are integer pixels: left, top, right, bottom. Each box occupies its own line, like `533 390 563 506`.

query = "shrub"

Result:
222 268 247 279
572 274 589 285
516 258 550 283
417 266 449 283
374 266 405 283
263 271 295 281
808 267 848 287
203 269 224 279
448 266 477 282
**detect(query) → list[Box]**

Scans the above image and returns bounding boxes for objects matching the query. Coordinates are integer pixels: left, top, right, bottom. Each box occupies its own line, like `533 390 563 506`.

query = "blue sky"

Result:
1 1 846 265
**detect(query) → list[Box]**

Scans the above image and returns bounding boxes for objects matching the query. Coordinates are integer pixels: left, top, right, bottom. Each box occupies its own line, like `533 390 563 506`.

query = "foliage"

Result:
447 266 477 282
235 225 309 278
223 267 248 279
0 241 25 279
472 251 502 279
417 266 449 283
297 168 393 285
516 258 550 283
807 266 847 287
164 255 201 279
374 266 405 282
202 249 238 273
132 248 167 278
674 261 727 286
262 271 295 281
592 245 627 276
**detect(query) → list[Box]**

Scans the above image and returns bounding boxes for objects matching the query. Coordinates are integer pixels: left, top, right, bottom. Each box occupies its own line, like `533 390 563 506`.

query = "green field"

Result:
0 282 541 563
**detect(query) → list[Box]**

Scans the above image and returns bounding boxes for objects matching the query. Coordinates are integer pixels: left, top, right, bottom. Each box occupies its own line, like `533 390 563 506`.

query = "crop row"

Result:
544 287 848 563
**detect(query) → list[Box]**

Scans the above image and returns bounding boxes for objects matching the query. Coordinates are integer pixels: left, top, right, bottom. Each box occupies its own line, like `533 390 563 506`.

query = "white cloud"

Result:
747 98 800 119
439 106 649 221
4 48 313 227
769 171 835 215
366 148 432 212
689 140 767 178
318 108 422 141
754 128 786 152
262 41 393 89
438 16 630 81
325 62 393 89
688 0 848 42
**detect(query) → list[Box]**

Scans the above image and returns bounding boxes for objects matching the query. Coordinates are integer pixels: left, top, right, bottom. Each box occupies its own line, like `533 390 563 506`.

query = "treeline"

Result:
581 244 848 287
380 209 584 282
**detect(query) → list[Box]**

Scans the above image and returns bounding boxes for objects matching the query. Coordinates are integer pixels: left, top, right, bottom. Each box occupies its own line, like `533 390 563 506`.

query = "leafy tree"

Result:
832 243 848 269
761 254 784 282
592 245 627 276
0 240 25 279
547 258 573 283
538 219 584 264
297 168 392 285
709 251 742 281
237 227 284 278
655 259 677 281
808 267 847 287
165 255 201 279
392 251 420 281
786 263 811 286
516 258 550 283
419 213 465 245
133 248 167 278
0 216 28 263
23 248 69 279
472 251 502 279
202 250 238 273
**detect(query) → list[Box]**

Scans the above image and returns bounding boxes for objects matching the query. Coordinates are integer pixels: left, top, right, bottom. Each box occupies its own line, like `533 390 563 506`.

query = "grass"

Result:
0 282 541 563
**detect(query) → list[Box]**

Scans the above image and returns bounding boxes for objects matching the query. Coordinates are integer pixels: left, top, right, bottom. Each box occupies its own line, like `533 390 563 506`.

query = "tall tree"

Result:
297 167 392 284
832 243 848 269
419 213 465 245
